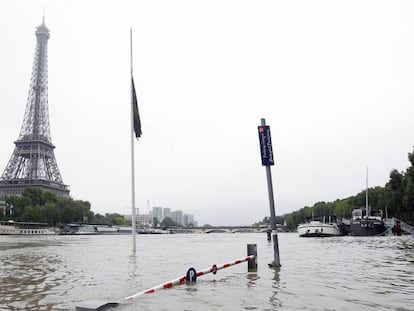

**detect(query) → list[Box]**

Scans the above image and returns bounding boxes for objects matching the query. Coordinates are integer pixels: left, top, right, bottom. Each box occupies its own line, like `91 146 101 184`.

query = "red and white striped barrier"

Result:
123 254 255 301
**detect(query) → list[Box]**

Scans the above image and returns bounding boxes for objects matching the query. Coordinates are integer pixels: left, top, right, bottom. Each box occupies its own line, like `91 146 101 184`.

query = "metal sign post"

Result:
258 118 281 268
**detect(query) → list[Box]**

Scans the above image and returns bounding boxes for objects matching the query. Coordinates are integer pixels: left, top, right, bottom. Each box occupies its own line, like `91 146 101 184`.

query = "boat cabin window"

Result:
352 209 363 220
371 210 383 218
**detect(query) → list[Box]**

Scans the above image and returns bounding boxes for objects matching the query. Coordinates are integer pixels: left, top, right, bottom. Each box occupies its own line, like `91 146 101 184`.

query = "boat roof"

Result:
1 220 50 226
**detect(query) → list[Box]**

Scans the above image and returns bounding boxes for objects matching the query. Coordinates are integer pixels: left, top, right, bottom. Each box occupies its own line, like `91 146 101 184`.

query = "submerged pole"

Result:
258 118 281 268
247 244 257 272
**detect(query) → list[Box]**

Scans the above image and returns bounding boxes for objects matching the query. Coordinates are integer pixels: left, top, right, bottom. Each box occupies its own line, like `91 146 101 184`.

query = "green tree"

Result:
402 149 414 222
160 217 181 228
115 217 126 225
333 199 351 218
386 169 404 218
104 213 124 225
92 213 106 224
21 204 47 223
285 214 296 231
2 188 100 225
44 202 62 225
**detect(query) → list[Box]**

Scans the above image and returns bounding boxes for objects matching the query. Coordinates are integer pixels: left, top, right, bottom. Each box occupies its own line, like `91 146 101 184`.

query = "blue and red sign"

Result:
185 267 197 284
258 125 274 166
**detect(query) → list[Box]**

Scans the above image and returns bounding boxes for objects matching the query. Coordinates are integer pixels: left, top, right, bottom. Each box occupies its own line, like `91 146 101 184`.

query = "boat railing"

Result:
394 218 414 236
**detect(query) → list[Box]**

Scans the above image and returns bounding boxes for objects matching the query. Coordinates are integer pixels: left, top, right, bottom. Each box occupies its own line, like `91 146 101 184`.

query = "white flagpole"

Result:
130 28 137 253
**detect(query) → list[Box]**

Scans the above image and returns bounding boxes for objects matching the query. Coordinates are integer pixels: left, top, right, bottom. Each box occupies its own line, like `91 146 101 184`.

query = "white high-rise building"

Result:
163 208 171 219
152 206 163 223
130 206 197 227
184 214 197 227
171 210 184 225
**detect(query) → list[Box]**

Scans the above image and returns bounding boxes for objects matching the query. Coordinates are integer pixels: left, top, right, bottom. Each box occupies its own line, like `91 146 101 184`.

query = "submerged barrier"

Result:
123 254 255 301
76 245 257 310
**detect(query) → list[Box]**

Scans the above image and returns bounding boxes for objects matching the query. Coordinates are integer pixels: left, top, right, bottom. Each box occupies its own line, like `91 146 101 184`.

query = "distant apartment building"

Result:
125 206 198 227
152 206 163 223
184 214 198 227
163 208 171 220
171 210 184 226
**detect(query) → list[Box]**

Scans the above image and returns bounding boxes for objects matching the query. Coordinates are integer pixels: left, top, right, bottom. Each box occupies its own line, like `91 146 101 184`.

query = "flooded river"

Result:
0 233 413 310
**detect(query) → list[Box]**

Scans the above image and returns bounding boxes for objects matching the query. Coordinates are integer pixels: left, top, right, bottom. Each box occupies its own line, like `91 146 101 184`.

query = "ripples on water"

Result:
0 234 413 310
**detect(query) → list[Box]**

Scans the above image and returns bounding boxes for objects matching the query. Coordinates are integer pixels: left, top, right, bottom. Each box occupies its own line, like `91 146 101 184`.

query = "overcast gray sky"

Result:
0 0 413 225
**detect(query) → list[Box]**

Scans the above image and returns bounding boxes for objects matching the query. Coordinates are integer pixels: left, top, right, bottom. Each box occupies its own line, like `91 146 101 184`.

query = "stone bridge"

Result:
165 226 269 234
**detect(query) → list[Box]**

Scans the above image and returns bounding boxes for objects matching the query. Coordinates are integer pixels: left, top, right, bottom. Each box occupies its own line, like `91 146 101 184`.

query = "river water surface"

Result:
0 233 413 310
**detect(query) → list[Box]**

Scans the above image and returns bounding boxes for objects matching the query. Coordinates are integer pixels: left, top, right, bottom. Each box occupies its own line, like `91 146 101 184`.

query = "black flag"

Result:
131 77 142 139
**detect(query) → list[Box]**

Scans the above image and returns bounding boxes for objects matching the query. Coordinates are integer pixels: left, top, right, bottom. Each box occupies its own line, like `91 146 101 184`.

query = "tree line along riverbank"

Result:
255 147 414 231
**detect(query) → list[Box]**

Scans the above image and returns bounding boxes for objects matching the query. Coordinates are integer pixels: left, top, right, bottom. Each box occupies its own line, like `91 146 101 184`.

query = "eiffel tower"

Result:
0 18 69 198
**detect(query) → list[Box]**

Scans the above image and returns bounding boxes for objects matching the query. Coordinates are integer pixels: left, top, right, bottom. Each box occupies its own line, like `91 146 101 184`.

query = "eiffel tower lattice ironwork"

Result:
0 19 69 197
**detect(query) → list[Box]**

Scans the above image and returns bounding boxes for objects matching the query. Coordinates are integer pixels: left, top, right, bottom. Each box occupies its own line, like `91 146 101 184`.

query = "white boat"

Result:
0 220 55 235
60 224 135 235
297 216 342 237
137 227 169 234
75 224 99 235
